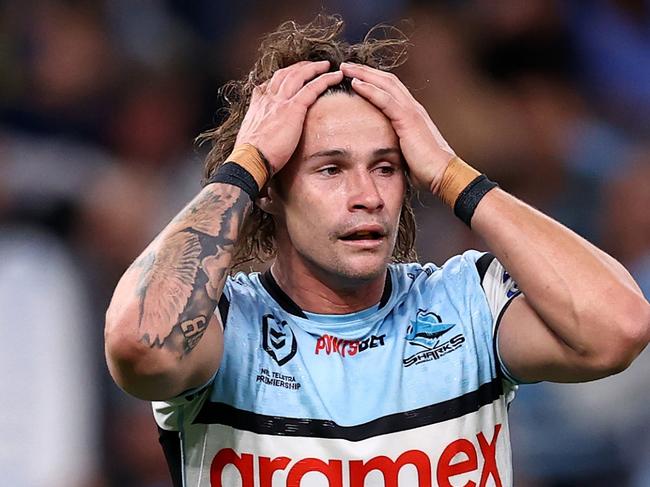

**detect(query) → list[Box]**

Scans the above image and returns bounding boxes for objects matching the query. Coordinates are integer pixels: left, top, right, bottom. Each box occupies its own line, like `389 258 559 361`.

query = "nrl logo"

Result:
405 309 456 349
262 314 297 366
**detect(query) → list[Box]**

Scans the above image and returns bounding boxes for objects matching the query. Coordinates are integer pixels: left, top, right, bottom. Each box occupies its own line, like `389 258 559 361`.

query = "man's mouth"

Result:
341 231 382 240
338 226 387 242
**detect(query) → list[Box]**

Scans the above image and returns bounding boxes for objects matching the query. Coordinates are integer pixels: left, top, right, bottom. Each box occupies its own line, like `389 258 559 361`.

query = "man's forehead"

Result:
299 93 398 157
307 92 388 122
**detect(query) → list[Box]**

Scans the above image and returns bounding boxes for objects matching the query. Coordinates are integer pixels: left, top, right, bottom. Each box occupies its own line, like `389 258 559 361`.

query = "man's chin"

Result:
332 254 391 283
294 245 393 286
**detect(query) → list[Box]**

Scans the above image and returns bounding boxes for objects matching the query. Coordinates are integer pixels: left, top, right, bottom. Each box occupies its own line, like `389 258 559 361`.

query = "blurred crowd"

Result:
0 0 648 486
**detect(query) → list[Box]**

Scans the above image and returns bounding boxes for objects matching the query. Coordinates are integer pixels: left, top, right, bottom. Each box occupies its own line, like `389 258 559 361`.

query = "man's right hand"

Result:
235 60 343 174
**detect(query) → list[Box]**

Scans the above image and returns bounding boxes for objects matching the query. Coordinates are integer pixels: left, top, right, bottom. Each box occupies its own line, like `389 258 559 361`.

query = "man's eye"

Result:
375 165 396 175
319 166 340 176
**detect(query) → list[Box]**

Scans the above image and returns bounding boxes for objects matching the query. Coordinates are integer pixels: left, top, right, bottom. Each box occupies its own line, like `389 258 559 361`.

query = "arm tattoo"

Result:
129 184 251 357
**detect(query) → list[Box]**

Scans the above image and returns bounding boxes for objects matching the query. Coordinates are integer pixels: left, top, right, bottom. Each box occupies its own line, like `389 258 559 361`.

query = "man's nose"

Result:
348 170 384 212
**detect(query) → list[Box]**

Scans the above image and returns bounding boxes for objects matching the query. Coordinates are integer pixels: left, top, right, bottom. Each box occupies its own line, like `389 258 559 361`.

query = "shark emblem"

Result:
406 309 456 349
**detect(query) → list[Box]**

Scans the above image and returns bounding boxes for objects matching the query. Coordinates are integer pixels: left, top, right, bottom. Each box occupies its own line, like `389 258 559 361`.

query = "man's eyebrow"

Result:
373 147 401 158
306 148 349 160
306 147 401 160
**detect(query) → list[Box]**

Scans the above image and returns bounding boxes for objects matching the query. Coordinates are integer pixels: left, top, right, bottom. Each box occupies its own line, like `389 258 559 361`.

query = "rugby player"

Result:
105 14 650 487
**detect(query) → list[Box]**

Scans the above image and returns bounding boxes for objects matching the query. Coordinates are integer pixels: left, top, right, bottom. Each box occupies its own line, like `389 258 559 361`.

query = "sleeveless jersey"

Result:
152 250 522 487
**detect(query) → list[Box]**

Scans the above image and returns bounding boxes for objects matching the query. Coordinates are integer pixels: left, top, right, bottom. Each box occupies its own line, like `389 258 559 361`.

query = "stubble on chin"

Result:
321 245 393 283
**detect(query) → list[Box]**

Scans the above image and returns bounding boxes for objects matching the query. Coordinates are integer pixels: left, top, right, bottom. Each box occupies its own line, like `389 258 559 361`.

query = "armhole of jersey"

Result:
154 288 228 429
475 252 524 386
181 376 214 402
158 426 183 487
492 291 524 385
217 293 230 328
475 253 494 283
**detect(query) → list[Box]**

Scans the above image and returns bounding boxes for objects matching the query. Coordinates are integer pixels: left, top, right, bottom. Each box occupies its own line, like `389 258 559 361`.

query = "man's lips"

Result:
338 225 387 241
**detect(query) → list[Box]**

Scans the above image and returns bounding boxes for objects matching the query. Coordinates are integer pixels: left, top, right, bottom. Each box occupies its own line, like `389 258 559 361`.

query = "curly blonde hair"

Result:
198 13 417 269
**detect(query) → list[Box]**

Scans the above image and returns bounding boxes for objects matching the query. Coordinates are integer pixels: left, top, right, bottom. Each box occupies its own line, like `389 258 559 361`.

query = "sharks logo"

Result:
405 310 456 349
403 309 465 367
262 314 297 366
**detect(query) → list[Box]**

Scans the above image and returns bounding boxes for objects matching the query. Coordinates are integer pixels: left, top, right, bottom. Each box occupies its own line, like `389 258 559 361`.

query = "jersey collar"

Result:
259 268 393 319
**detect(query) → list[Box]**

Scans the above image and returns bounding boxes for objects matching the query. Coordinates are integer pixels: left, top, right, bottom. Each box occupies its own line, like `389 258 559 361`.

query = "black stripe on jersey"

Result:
260 269 394 318
217 293 230 327
192 377 503 441
158 426 182 487
378 270 392 310
492 290 526 384
260 270 308 318
474 252 525 384
475 252 495 284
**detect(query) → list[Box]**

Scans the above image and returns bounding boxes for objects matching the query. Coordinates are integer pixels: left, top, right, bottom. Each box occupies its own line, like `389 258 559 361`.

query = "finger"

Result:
251 80 270 101
265 61 311 93
340 62 411 100
276 60 335 98
349 77 402 121
268 60 330 95
292 70 345 108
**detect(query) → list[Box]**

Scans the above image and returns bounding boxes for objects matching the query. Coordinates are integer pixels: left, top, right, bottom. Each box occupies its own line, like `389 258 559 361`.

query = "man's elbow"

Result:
104 311 181 401
594 296 650 376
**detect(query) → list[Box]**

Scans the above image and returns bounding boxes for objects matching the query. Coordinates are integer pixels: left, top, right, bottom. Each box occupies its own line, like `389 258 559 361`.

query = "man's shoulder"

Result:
390 250 488 284
223 271 264 297
218 271 276 324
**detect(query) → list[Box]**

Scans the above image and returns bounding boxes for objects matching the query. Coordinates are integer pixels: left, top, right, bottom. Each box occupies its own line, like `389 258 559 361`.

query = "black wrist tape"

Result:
204 162 260 199
454 175 498 228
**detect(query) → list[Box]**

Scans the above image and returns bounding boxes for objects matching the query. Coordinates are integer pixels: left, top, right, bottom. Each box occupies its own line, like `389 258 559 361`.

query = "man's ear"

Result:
255 184 282 216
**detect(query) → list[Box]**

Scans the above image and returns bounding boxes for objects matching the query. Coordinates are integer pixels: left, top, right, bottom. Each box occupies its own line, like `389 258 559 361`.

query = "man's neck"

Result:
270 261 387 315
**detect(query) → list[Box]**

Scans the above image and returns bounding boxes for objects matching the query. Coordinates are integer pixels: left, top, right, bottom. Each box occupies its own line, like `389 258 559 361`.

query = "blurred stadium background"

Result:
0 0 649 486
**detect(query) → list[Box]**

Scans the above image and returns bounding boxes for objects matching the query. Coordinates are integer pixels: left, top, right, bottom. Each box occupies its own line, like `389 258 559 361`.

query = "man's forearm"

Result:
105 183 251 396
131 183 250 354
472 187 649 359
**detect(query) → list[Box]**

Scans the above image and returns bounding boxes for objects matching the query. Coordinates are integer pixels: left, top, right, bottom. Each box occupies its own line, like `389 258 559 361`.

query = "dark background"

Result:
1 1 649 485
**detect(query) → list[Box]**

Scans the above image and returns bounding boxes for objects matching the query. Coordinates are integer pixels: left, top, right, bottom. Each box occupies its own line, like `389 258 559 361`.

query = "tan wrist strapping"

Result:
226 143 270 190
438 157 481 208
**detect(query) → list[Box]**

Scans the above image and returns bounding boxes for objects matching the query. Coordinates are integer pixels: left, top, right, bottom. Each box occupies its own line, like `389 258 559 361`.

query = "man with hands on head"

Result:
105 15 650 487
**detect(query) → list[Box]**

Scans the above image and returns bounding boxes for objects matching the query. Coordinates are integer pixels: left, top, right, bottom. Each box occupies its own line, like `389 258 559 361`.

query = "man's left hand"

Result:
340 62 455 194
